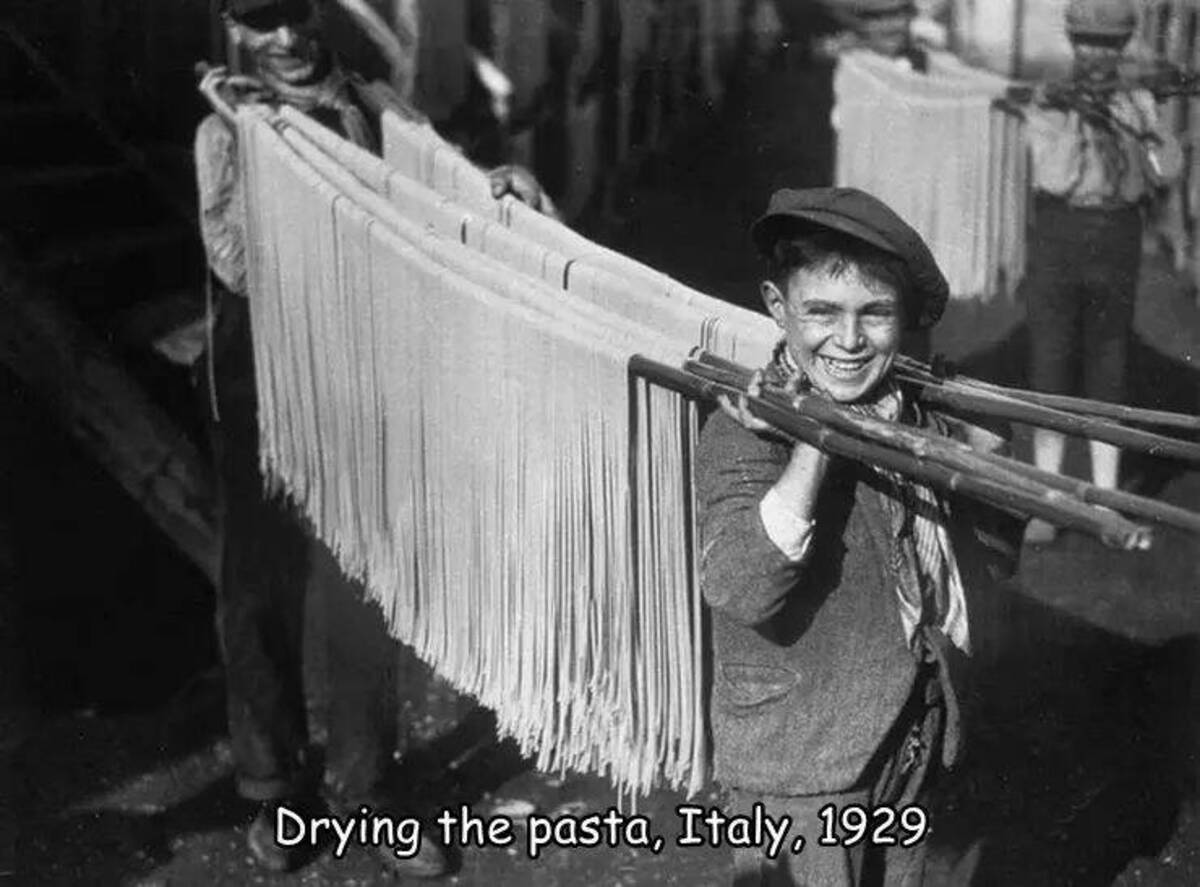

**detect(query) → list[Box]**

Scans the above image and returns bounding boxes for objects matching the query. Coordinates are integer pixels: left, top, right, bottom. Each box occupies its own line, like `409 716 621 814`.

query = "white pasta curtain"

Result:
237 103 776 799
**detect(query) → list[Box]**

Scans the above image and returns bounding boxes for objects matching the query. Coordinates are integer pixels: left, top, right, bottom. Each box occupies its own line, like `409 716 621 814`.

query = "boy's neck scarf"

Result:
767 341 951 654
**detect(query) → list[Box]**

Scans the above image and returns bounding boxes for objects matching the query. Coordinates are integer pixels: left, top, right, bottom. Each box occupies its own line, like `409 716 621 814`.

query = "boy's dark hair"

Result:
765 224 911 305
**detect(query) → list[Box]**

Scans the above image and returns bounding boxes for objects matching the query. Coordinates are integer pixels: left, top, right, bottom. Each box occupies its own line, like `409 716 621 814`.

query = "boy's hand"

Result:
717 370 774 433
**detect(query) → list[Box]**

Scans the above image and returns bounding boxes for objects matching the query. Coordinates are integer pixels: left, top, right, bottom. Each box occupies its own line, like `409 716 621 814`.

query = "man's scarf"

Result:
765 341 952 653
263 68 376 151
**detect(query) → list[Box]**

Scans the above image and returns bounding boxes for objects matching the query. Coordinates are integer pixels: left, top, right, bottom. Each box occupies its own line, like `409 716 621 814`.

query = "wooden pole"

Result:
682 357 1163 545
0 262 217 584
704 363 1200 535
971 444 1200 535
909 382 1200 463
687 350 1200 535
895 356 1200 432
629 355 1154 550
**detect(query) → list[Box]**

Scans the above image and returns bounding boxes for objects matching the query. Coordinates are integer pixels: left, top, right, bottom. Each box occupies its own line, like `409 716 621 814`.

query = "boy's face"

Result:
761 265 903 404
1070 37 1127 82
859 12 913 59
229 5 328 85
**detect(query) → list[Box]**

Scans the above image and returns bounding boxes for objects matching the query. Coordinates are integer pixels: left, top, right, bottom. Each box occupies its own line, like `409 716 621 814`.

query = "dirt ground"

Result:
6 49 1200 886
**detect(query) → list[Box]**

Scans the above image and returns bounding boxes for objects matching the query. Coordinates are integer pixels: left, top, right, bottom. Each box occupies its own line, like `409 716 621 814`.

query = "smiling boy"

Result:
697 187 1023 885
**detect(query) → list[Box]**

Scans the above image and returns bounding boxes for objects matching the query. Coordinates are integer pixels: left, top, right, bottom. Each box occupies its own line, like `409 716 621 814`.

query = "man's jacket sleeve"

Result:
194 113 247 295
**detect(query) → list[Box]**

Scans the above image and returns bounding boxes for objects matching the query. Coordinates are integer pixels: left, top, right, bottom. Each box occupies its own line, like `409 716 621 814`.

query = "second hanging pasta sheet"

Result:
833 49 1027 303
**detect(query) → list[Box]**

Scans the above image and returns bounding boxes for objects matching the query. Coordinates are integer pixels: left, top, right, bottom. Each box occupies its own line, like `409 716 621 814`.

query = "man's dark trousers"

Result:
203 288 396 805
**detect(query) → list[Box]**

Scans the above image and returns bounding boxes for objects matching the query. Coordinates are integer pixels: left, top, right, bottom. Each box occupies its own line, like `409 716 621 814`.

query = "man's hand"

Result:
153 317 209 368
488 164 559 219
198 65 238 124
197 64 273 123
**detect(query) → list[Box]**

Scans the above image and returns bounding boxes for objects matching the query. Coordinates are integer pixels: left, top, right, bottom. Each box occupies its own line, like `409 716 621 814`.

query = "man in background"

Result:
193 0 553 875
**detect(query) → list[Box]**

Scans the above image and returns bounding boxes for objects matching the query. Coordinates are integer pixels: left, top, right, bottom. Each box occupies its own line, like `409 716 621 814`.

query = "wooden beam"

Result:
0 255 217 584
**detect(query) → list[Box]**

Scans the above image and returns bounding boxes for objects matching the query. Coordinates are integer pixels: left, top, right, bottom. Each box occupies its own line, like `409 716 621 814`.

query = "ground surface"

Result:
6 49 1200 887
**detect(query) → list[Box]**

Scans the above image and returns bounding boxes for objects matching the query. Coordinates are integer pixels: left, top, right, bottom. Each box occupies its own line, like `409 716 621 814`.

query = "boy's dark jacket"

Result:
696 394 1023 797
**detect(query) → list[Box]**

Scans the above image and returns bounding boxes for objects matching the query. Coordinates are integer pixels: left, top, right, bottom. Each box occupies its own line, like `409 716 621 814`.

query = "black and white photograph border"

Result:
2 0 1199 884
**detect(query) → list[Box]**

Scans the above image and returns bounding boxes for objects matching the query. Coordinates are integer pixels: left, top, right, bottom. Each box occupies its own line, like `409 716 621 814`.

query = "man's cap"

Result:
1065 0 1137 39
846 0 916 16
750 186 949 330
222 0 312 27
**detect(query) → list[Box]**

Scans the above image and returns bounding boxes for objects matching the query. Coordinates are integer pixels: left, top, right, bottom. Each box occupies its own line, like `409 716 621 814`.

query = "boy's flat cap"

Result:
750 186 949 330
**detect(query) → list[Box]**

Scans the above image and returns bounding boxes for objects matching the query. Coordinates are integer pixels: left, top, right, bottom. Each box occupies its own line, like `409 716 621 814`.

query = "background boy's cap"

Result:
750 186 949 330
1064 0 1137 39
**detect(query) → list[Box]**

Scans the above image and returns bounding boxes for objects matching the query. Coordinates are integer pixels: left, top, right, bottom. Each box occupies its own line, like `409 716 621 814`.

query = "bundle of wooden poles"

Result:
634 350 1200 552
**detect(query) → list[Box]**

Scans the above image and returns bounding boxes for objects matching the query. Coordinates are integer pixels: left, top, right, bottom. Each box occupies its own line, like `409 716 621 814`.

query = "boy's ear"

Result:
760 280 787 325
